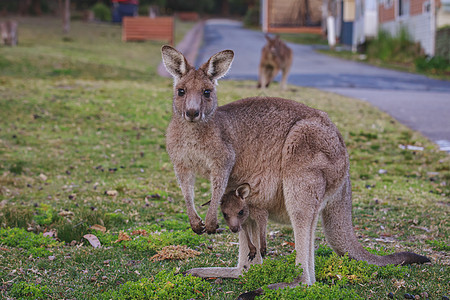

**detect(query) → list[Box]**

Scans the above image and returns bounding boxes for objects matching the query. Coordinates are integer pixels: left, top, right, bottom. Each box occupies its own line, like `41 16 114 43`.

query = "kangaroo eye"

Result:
223 213 228 219
178 89 185 96
238 210 244 216
203 89 211 98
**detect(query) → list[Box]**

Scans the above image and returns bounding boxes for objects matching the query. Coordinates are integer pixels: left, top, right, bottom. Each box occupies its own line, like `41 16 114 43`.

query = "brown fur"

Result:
161 45 430 293
0 20 18 46
257 34 293 90
220 184 268 261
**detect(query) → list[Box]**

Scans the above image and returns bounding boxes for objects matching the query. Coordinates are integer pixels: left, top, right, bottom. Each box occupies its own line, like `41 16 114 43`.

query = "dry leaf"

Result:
83 234 102 248
43 230 57 238
105 190 118 197
131 229 148 236
114 231 131 243
39 173 48 181
59 210 74 217
91 224 106 233
150 245 201 261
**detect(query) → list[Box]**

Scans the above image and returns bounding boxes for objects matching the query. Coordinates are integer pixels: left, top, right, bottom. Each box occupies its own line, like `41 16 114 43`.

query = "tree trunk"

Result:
62 0 70 34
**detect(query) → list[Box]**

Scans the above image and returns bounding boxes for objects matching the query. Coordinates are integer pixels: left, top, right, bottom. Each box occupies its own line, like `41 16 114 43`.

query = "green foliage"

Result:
9 282 52 300
240 252 303 291
425 239 450 251
243 5 260 27
315 252 406 284
94 227 208 254
92 2 112 22
261 282 363 300
367 28 423 64
99 270 211 299
415 55 450 74
34 204 54 226
0 227 62 257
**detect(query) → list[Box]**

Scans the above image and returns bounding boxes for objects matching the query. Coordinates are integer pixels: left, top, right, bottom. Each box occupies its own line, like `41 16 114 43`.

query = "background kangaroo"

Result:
257 34 293 90
0 20 18 46
219 184 268 261
161 45 430 293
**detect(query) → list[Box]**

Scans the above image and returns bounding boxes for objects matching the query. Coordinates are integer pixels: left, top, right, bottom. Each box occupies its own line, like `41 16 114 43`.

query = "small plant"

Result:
99 269 211 299
0 227 62 257
240 252 303 291
92 2 111 22
34 203 54 226
315 251 406 284
425 239 450 251
415 55 450 74
9 282 52 300
261 282 363 300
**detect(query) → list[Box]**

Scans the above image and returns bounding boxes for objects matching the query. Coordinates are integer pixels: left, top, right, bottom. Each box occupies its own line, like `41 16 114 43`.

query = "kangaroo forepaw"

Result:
190 219 205 235
248 252 256 261
260 247 266 258
205 220 219 234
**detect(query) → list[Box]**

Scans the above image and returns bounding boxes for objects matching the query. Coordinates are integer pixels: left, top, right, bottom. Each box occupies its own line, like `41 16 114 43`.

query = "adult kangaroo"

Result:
161 45 430 294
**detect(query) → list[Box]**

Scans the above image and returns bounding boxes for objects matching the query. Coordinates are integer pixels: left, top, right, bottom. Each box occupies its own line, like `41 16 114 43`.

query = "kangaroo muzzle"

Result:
185 109 201 122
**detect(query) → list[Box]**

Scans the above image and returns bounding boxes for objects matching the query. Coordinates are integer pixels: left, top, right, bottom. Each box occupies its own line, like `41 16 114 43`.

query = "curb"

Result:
158 20 205 78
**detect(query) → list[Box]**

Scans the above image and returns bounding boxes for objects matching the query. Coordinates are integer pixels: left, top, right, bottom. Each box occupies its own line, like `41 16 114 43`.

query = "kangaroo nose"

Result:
185 109 200 121
230 226 240 233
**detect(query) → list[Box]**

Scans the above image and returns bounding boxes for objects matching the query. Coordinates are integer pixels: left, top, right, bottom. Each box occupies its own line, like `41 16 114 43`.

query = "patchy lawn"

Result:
0 17 449 300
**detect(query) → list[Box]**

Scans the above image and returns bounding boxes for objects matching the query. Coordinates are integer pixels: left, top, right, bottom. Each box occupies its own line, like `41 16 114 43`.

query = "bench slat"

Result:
122 16 174 45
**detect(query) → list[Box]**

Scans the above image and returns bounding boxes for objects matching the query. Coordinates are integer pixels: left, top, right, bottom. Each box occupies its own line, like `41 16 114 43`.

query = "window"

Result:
399 0 410 16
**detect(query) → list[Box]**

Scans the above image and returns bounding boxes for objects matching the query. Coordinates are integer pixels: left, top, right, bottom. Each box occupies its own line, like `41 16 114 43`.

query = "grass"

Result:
0 17 449 299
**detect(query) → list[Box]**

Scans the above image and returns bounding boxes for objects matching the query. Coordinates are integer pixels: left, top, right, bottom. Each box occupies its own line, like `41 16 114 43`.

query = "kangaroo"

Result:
161 45 430 296
219 184 268 261
0 20 18 46
257 34 293 90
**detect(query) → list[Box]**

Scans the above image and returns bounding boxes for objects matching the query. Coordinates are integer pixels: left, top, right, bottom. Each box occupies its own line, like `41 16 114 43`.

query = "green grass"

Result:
0 16 449 299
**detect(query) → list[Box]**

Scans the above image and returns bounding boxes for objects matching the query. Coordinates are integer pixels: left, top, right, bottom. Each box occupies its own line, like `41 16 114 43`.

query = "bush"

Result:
92 2 111 22
367 28 423 64
240 252 303 291
0 227 62 257
261 282 363 300
415 55 450 73
9 282 52 300
99 270 211 299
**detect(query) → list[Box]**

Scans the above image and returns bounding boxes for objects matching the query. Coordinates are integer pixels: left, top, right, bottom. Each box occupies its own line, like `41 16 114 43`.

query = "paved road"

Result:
195 19 450 151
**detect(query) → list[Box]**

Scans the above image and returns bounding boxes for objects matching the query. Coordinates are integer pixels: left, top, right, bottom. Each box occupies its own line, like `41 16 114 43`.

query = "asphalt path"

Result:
195 19 450 152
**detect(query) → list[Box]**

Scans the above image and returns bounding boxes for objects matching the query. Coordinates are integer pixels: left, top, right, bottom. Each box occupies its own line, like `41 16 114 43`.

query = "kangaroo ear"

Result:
161 45 192 80
201 49 234 82
236 183 250 199
265 33 272 42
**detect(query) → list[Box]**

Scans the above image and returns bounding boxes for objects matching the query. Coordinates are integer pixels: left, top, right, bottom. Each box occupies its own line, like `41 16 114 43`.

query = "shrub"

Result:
240 252 303 291
367 28 423 64
92 2 111 22
9 282 52 300
415 55 450 73
261 282 363 300
99 270 211 299
0 227 62 257
315 252 406 284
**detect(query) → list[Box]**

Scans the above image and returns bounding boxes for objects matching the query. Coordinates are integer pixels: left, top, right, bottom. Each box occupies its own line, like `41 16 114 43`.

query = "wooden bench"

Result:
122 16 174 45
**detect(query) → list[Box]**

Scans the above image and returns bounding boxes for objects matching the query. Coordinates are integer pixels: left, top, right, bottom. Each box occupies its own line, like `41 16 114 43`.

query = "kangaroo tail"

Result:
321 178 430 266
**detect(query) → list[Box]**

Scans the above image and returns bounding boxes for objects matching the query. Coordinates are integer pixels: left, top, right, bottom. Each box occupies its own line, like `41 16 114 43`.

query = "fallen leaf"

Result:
39 173 48 181
131 229 148 236
91 224 106 233
150 245 201 261
83 234 102 248
59 210 74 217
114 231 131 243
105 190 118 197
43 230 57 238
